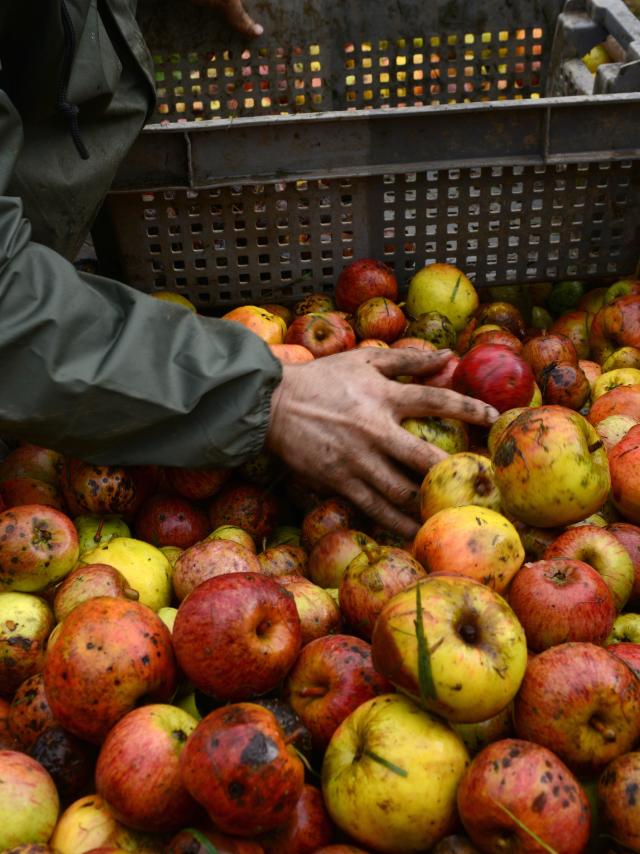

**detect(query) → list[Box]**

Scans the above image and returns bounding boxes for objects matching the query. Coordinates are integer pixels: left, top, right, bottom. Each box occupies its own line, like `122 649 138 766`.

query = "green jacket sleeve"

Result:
0 90 283 468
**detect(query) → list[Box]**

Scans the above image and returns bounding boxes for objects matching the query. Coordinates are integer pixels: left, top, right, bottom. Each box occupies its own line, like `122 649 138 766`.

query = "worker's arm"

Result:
0 89 282 468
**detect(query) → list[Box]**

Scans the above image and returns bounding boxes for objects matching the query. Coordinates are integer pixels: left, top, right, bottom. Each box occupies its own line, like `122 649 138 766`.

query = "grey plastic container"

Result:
97 0 640 308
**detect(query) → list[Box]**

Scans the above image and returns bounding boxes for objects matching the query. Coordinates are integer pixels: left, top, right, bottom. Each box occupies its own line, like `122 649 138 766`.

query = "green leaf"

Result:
184 828 219 854
363 748 408 777
414 582 437 703
491 798 558 854
450 274 462 303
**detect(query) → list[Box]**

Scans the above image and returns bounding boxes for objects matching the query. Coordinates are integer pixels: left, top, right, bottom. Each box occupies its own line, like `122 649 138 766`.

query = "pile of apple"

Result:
3 260 640 854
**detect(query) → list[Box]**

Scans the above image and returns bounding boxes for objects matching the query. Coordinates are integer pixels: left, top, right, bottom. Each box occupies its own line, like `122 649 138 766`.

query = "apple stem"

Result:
591 717 617 742
94 518 105 543
297 685 327 698
124 587 140 601
588 440 603 453
283 727 306 746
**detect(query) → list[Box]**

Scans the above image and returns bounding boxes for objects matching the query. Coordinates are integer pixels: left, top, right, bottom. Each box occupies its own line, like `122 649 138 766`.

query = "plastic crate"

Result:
95 0 640 309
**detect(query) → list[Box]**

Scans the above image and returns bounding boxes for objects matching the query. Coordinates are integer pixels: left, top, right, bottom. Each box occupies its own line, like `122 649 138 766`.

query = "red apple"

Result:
302 498 357 551
165 465 230 500
457 739 590 854
514 642 640 775
257 544 307 579
390 336 437 352
589 295 640 362
180 702 305 836
0 504 79 592
172 538 261 602
598 751 640 852
278 575 341 645
608 522 640 606
134 493 210 549
422 353 461 389
53 564 139 622
609 423 640 523
95 704 199 832
285 312 356 358
8 673 57 749
173 572 301 701
43 597 178 743
208 483 279 544
588 383 640 426
538 361 591 409
507 559 617 651
607 642 640 678
469 328 522 353
0 478 65 511
550 310 592 359
307 529 376 588
0 445 63 487
259 783 334 853
283 634 391 749
270 343 315 364
452 344 535 412
0 697 19 749
356 338 390 349
521 332 579 377
580 359 602 389
59 460 153 519
335 259 398 314
476 302 526 339
354 297 406 343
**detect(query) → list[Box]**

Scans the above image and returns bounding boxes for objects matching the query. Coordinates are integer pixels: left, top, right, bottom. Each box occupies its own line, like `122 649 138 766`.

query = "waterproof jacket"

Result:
0 0 282 468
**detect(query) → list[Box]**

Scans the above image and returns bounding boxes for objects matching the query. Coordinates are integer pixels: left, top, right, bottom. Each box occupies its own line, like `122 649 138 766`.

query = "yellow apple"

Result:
406 263 479 332
593 369 640 400
150 290 197 312
419 453 501 521
222 305 287 344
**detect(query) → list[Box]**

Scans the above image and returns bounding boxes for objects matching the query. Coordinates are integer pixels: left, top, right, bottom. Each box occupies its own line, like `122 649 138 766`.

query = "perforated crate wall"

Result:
105 158 640 308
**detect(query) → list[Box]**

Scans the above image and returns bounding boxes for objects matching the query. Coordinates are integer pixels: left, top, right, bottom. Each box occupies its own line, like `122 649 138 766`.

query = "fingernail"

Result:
438 348 452 356
487 406 500 422
254 23 264 35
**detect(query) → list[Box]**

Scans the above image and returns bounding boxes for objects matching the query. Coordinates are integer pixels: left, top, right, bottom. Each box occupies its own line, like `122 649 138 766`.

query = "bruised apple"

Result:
419 453 500 521
0 593 54 697
172 538 261 602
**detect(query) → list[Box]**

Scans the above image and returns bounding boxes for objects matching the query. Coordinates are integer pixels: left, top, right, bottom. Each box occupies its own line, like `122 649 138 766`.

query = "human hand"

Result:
266 348 499 539
189 0 263 37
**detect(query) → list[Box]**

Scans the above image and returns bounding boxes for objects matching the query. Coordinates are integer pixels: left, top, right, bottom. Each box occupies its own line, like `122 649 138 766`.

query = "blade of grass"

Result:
363 748 408 777
183 828 219 854
415 582 437 703
490 797 558 854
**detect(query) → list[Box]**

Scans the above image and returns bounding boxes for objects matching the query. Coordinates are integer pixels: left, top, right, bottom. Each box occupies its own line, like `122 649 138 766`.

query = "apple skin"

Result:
588 383 640 427
321 693 470 854
277 576 342 646
607 522 640 606
406 263 478 332
0 592 54 697
307 529 375 588
257 544 307 579
507 559 617 651
53 564 139 622
421 353 460 389
457 738 590 854
589 295 640 362
450 705 514 757
595 414 637 452
314 848 370 854
544 525 634 611
259 783 335 853
521 331 579 377
74 515 131 555
579 358 602 391
339 545 427 640
371 576 527 724
165 465 230 501
608 423 640 524
0 504 79 593
95 704 199 832
294 294 335 316
0 478 66 511
283 634 391 750
476 302 526 339
357 338 389 349
173 572 301 702
180 703 305 836
208 483 279 544
550 309 592 359
598 751 640 851
172 538 261 602
603 346 640 371
285 312 356 358
606 641 640 677
413 505 524 593
492 405 610 528
0 697 19 750
270 343 315 364
134 493 210 549
0 751 59 850
0 445 63 487
469 328 522 353
539 361 591 410
222 305 286 345
335 259 399 314
43 597 178 743
8 672 57 749
30 725 99 807
452 344 535 413
354 297 406 343
302 499 357 551
401 416 469 454
420 453 501 521
513 642 640 776
60 460 154 520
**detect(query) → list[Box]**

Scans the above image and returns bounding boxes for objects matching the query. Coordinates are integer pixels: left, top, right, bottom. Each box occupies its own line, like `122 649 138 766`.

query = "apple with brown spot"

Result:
8 672 57 749
30 725 99 807
259 783 335 853
208 483 279 544
172 538 261 602
302 498 358 551
335 259 398 314
258 544 307 579
165 465 230 501
53 564 139 622
307 529 375 589
134 493 210 549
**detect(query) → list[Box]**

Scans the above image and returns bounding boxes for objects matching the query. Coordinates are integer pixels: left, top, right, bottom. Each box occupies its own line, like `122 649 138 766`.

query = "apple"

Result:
53 564 139 622
238 450 280 487
134 493 210 549
419 453 501 522
588 383 640 426
0 697 19 750
421 353 461 389
401 416 469 454
285 312 356 358
457 739 590 854
165 465 230 501
354 297 406 343
0 478 65 511
608 423 640 523
206 524 256 552
513 642 640 775
0 592 54 697
261 303 292 326
579 286 608 314
180 702 305 836
8 672 56 749
391 336 437 351
602 346 640 371
607 612 640 644
450 705 514 756
507 559 617 651
550 309 592 359
598 751 640 851
0 504 79 592
594 367 640 401
492 406 610 528
607 522 640 605
469 328 522 353
160 545 183 567
251 697 313 764
521 332 579 378
0 751 59 849
406 263 478 331
339 545 427 640
486 408 528 457
589 295 640 362
30 725 99 806
95 704 199 832
222 305 286 344
43 597 178 743
294 294 336 315
283 634 391 749
607 641 640 677
257 544 307 578
405 311 457 349
80 537 172 612
172 538 261 601
173 572 301 701
259 783 335 853
314 848 370 854
302 498 357 551
335 259 398 314
322 693 469 853
604 278 640 304
60 460 154 519
516 522 562 561
74 515 130 554
168 828 265 853
595 414 637 451
476 302 526 338
208 483 279 544
307 529 375 588
453 344 535 413
413 505 524 593
579 358 602 389
371 575 527 723
538 361 591 409
270 343 315 364
357 338 390 349
278 576 341 645
0 445 63 486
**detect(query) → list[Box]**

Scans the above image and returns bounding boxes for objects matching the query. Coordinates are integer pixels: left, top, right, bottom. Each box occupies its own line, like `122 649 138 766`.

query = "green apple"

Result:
402 416 468 454
159 545 183 568
268 526 303 548
606 613 640 645
322 693 469 853
406 264 479 332
157 606 178 633
74 514 130 554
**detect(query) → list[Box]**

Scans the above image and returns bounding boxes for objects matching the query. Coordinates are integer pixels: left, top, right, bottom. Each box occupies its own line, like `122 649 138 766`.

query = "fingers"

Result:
394 384 499 426
220 0 263 37
350 452 422 516
384 423 449 474
358 347 453 378
341 478 421 540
